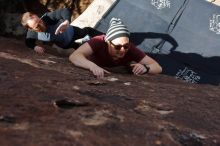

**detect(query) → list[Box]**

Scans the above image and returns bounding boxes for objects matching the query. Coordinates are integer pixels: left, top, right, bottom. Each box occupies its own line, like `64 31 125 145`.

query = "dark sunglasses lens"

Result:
115 44 130 50
123 44 130 49
115 45 122 50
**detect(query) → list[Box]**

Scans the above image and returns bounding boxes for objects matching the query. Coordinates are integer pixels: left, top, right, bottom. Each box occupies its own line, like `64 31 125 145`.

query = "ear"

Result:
106 41 111 47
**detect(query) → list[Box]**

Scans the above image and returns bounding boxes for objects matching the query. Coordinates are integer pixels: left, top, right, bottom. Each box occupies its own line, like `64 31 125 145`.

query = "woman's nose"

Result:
120 46 125 52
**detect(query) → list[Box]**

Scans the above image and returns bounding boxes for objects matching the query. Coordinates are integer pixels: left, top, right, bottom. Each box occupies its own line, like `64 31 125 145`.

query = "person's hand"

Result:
55 20 70 35
130 63 147 75
90 66 110 78
34 46 45 54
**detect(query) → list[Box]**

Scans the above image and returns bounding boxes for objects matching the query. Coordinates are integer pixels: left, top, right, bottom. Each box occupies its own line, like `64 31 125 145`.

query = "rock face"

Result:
0 37 220 146
0 0 25 36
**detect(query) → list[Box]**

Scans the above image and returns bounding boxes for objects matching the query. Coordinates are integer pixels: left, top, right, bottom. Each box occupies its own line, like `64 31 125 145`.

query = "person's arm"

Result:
25 38 36 49
69 42 110 78
46 8 71 35
138 55 162 74
130 55 162 75
25 30 45 54
25 30 37 49
129 45 162 75
25 39 45 54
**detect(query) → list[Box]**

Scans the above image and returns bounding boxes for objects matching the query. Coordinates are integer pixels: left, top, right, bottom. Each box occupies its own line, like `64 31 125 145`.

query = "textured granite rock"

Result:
0 37 219 146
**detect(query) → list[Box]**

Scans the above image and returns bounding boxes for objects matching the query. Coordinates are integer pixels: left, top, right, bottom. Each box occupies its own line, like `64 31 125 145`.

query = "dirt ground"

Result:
0 37 220 146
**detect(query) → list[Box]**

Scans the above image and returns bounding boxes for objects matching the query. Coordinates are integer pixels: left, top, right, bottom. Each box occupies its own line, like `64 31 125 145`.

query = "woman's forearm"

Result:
147 62 162 74
69 53 98 71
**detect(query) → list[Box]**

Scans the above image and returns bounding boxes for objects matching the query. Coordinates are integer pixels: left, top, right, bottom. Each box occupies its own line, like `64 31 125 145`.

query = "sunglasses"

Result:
109 41 131 51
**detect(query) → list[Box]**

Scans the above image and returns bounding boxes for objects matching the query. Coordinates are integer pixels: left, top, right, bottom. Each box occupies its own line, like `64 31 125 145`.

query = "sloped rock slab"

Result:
0 37 220 146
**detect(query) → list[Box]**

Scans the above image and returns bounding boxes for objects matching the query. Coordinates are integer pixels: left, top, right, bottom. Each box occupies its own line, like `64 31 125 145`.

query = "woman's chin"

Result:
118 53 125 58
114 56 123 60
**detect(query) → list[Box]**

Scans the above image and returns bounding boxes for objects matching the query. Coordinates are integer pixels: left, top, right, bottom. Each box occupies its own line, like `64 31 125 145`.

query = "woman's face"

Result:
27 15 46 32
108 36 130 60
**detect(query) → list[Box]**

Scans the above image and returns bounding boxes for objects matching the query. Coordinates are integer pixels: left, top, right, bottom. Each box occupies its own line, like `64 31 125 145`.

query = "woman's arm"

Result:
69 42 110 78
139 55 162 74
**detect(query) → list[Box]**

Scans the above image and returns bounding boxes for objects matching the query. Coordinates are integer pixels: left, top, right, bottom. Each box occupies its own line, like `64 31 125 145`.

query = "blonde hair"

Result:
21 12 35 28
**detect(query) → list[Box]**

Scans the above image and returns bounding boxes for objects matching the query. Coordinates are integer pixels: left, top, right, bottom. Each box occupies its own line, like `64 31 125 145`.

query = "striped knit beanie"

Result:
105 17 130 41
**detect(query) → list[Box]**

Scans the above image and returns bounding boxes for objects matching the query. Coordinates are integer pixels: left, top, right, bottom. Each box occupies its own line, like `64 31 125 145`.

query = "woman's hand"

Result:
130 63 147 75
90 66 110 78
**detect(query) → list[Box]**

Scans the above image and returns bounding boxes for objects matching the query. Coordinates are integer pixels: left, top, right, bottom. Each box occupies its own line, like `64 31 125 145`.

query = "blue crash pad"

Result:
95 0 220 85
